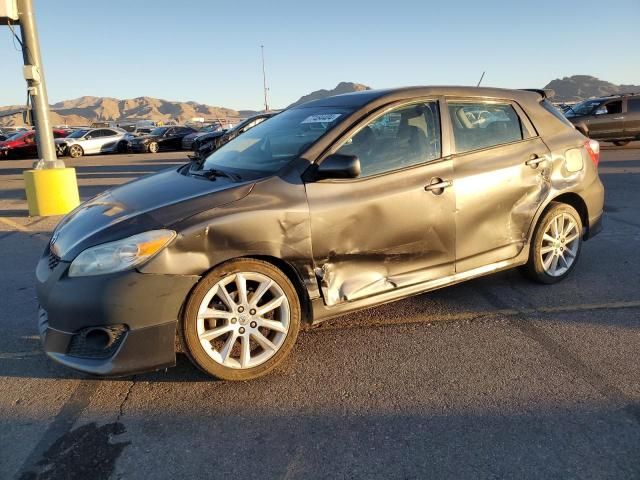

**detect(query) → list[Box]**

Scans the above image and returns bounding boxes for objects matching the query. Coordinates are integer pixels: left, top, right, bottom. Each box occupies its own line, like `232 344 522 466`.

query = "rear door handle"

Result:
525 154 548 168
425 178 452 194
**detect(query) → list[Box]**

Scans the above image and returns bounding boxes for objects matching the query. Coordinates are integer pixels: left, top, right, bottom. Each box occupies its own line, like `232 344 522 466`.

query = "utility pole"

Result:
1 0 79 216
261 45 269 112
17 0 61 168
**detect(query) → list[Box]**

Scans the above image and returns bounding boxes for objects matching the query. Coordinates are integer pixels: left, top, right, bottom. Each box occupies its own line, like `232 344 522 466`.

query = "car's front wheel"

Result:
68 144 83 158
521 202 583 284
181 259 301 380
148 141 159 153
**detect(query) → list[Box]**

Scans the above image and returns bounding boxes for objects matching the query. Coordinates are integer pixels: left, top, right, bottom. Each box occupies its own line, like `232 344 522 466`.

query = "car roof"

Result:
291 86 544 109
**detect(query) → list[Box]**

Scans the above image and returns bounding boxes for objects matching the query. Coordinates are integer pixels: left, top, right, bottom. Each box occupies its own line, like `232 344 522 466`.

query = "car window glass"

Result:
88 130 104 138
103 129 117 137
336 102 441 178
604 101 622 115
627 98 640 113
448 102 524 154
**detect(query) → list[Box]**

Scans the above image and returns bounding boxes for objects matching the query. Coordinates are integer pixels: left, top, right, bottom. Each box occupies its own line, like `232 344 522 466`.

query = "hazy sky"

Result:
1 0 639 110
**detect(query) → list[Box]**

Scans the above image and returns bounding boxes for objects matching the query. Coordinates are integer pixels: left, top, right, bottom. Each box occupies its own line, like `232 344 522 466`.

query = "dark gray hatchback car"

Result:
36 86 604 380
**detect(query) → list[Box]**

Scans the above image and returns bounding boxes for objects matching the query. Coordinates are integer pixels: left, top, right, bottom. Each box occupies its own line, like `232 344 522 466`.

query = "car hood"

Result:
131 134 160 142
50 166 254 260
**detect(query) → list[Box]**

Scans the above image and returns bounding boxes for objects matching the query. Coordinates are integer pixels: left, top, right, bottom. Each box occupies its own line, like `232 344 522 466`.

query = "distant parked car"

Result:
90 121 119 129
55 128 133 158
565 93 640 146
0 129 70 159
120 124 155 136
129 126 197 153
181 123 224 150
191 113 277 160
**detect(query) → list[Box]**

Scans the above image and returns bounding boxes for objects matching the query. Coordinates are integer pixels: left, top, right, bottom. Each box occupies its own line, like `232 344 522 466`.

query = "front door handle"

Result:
425 178 452 195
525 154 548 168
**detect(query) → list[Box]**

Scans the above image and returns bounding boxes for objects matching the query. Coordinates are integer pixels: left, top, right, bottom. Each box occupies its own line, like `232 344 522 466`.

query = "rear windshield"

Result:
541 100 574 127
201 107 353 175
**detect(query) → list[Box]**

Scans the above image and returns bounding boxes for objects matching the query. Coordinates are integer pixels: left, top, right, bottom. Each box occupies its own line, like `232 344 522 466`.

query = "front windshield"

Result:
201 107 353 175
150 127 168 136
68 129 89 139
567 99 602 117
5 132 25 141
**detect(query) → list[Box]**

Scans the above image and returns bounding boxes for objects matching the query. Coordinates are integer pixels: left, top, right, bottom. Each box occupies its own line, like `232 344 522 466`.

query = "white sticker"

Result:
301 113 342 124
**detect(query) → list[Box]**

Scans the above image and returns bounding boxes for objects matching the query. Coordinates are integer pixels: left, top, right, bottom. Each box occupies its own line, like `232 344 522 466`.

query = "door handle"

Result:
525 154 548 168
425 178 452 194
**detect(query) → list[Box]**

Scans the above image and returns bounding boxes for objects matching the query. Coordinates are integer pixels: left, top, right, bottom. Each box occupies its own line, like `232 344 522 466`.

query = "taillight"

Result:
585 139 600 167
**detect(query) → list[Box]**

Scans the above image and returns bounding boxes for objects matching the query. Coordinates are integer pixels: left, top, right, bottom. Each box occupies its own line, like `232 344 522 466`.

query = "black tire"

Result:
68 144 84 158
613 140 630 147
148 141 159 153
521 202 583 284
181 258 301 381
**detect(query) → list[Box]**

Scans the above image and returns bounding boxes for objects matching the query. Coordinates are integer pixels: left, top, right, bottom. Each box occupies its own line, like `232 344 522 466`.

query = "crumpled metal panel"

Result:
306 159 456 306
453 137 552 272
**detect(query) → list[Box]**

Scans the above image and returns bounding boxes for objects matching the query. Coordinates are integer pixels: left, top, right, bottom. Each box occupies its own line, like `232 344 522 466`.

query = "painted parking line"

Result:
0 216 30 232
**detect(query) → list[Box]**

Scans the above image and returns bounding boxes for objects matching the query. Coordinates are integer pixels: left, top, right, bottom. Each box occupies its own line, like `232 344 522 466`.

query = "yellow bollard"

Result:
23 168 80 217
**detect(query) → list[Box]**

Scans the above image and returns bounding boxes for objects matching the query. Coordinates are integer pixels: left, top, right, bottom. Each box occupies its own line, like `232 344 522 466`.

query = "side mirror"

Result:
314 153 361 180
595 108 608 115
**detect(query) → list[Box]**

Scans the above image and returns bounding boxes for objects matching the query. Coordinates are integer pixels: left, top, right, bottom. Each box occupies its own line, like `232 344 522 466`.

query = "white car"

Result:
56 127 133 158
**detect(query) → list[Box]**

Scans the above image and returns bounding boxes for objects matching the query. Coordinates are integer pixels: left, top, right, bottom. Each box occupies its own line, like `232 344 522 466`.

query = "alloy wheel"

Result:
196 272 290 369
540 213 580 277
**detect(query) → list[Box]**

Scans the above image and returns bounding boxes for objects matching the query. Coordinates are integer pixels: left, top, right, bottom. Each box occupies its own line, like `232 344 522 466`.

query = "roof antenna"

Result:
261 45 269 112
476 71 486 87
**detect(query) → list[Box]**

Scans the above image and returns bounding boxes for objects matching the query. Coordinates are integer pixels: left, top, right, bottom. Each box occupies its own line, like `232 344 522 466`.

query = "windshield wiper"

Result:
190 167 241 182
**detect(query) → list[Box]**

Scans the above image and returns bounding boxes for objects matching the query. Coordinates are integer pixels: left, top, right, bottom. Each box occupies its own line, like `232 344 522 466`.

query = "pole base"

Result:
24 167 80 217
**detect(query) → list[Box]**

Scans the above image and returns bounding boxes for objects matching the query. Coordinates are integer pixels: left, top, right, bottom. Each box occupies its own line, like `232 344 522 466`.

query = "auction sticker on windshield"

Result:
301 113 342 124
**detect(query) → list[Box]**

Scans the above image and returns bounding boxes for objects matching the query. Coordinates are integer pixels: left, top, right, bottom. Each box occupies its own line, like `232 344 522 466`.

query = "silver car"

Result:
56 127 132 158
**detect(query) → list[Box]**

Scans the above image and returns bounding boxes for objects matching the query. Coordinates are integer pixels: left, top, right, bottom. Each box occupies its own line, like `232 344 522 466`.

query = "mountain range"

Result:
544 75 640 102
1 77 638 127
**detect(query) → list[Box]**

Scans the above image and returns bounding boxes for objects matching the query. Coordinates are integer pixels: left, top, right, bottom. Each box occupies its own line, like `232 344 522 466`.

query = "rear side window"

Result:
448 102 524 154
628 98 640 113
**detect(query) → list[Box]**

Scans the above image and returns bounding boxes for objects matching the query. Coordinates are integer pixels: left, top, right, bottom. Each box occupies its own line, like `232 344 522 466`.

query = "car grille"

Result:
67 324 128 359
48 251 61 270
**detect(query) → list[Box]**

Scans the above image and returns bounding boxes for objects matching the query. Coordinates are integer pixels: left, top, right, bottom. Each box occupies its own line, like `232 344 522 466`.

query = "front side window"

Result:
448 102 523 154
335 101 441 177
202 107 352 175
602 101 622 115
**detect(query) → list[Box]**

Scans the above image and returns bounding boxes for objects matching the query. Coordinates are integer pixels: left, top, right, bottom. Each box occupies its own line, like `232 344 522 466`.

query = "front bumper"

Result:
129 143 149 153
36 248 199 376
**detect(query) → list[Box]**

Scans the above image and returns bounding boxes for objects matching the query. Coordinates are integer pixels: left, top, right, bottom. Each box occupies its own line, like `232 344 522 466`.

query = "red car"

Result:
0 129 70 159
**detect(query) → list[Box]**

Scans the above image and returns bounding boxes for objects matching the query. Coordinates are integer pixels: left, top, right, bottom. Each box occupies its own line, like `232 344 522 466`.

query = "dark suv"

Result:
565 93 640 146
36 87 604 381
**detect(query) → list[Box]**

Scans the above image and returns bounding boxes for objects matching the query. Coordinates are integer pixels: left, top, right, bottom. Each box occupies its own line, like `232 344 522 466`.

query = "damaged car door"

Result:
447 100 551 271
305 101 455 306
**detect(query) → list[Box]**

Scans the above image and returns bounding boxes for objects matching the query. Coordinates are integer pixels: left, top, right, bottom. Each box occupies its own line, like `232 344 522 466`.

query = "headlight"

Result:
68 229 176 277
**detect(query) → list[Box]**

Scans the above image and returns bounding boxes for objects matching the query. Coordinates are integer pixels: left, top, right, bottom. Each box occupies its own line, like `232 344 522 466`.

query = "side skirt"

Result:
310 249 530 324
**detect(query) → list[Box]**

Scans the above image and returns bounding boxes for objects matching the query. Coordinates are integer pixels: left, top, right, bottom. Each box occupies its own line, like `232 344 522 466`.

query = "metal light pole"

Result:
1 0 79 216
17 0 62 168
261 45 269 112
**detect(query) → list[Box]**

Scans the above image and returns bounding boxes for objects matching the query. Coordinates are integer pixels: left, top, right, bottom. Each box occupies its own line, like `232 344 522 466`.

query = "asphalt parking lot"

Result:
1 146 639 479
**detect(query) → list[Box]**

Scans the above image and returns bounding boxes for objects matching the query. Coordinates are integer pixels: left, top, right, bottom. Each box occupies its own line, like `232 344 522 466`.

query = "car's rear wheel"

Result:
613 140 630 147
521 202 583 284
181 259 301 380
68 144 83 158
148 142 159 153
